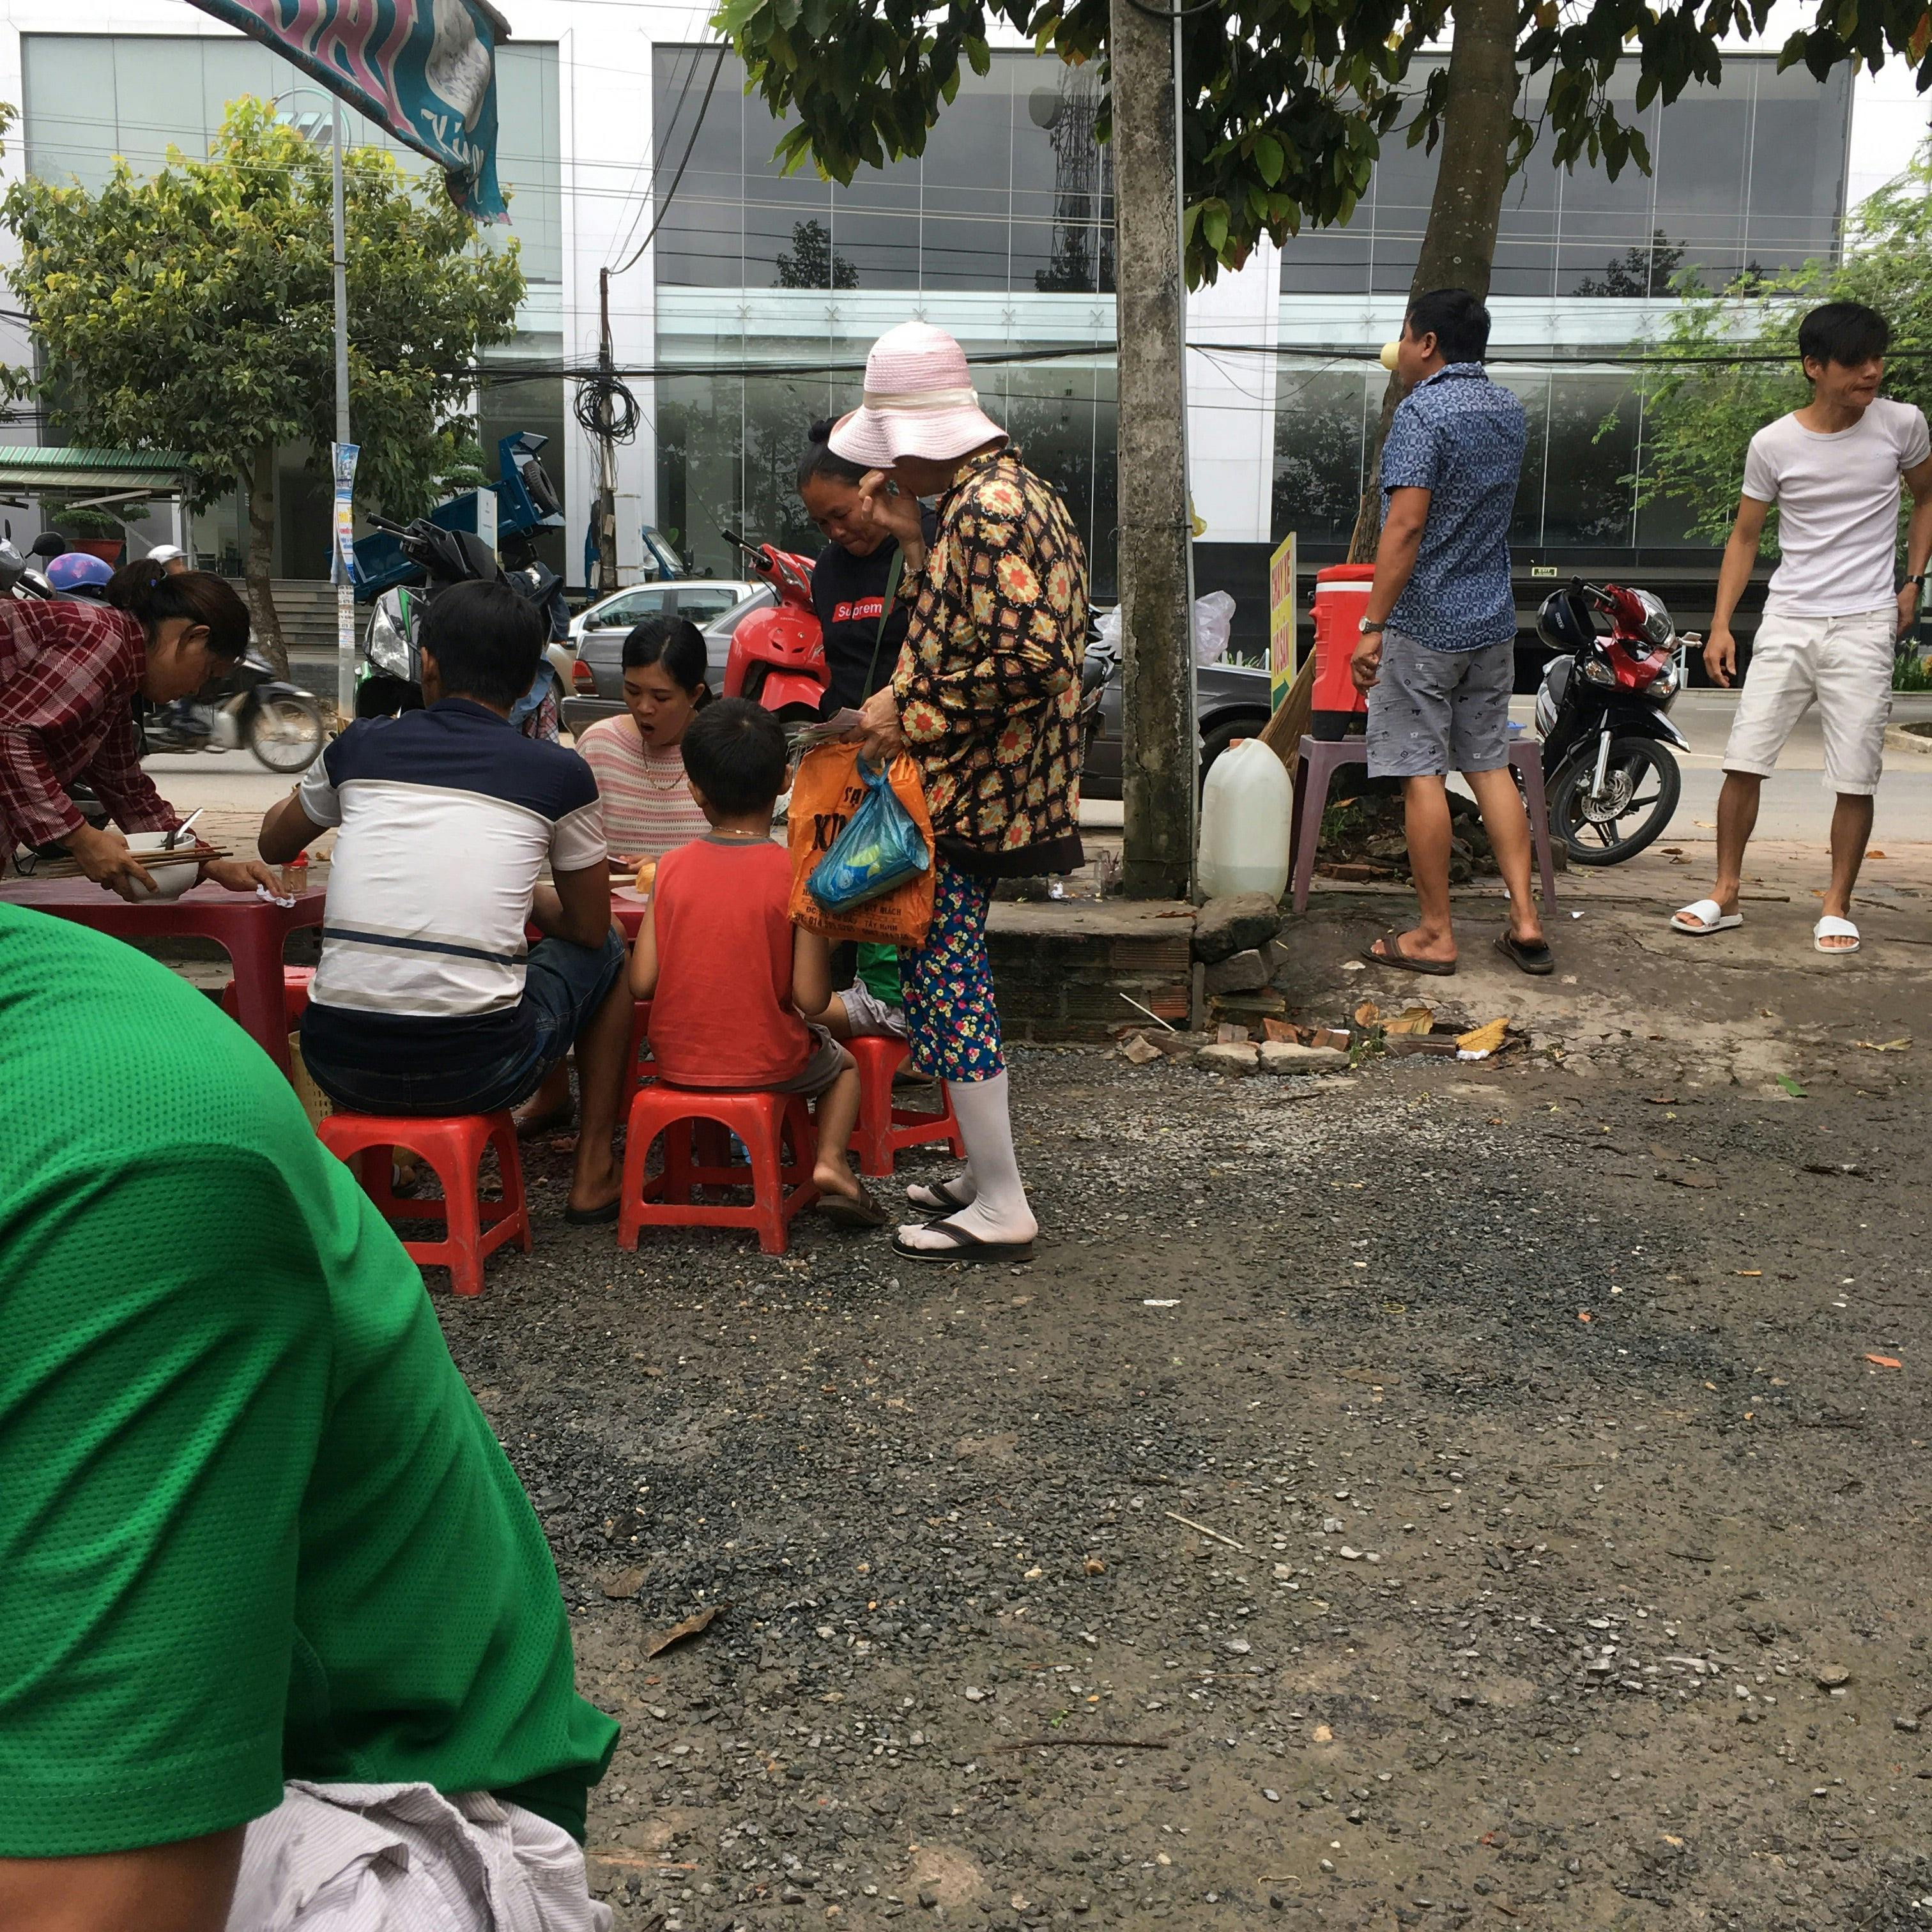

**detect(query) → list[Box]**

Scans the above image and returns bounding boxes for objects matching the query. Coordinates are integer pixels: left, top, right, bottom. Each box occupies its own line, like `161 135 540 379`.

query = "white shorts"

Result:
1723 606 1895 796
225 1781 609 1931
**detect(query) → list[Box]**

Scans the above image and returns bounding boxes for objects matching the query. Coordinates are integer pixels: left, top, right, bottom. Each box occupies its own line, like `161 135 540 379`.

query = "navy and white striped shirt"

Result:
297 698 606 1074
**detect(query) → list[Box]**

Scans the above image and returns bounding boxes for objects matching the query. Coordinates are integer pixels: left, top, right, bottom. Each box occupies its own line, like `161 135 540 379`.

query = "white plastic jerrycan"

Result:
1197 736 1292 901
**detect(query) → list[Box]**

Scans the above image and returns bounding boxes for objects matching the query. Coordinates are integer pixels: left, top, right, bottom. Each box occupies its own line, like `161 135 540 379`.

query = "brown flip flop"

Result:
818 1184 889 1230
1360 930 1457 976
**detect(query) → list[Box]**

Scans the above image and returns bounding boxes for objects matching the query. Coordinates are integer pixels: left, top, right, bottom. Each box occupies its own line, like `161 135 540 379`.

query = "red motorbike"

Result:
721 529 828 719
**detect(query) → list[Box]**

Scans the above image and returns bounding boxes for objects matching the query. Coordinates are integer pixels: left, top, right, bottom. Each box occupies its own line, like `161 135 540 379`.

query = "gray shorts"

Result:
768 1024 855 1098
838 980 910 1040
1367 629 1514 779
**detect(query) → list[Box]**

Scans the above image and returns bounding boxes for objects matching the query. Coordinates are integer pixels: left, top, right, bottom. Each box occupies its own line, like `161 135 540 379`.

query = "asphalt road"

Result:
145 687 1932 848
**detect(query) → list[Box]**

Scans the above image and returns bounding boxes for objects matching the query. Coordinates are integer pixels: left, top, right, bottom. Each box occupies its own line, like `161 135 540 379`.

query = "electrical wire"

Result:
607 38 730 279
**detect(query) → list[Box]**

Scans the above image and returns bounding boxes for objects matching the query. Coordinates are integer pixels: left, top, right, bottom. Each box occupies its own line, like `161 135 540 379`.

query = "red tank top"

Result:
647 838 810 1089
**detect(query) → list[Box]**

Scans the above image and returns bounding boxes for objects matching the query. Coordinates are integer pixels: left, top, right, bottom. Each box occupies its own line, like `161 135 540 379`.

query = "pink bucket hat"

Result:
827 322 1008 470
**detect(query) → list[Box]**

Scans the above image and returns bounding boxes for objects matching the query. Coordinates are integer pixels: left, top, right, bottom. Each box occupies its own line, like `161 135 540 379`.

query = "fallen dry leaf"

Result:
1384 1005 1436 1037
1735 1269 1763 1277
1311 1722 1333 1743
1867 848 1887 859
1646 1094 1678 1105
601 1567 645 1601
1456 1016 1509 1055
1864 1353 1903 1370
645 1602 728 1658
1120 1033 1163 1066
1354 999 1382 1027
1854 1038 1911 1052
1084 1556 1107 1575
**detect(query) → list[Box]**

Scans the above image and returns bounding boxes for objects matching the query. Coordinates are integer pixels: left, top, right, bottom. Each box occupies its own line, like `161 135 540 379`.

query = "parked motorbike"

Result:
1077 618 1114 775
719 529 829 719
356 516 571 723
141 649 326 773
1534 578 1690 864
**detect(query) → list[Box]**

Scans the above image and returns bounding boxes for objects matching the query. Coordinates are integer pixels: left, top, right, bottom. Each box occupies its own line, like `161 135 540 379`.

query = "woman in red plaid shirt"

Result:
0 560 279 899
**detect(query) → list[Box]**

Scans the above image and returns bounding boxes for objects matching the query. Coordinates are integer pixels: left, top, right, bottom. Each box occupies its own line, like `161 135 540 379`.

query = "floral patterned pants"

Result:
900 862 1004 1084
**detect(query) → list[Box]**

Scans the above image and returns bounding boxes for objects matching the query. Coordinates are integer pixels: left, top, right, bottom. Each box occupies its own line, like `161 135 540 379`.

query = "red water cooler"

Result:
1311 564 1376 739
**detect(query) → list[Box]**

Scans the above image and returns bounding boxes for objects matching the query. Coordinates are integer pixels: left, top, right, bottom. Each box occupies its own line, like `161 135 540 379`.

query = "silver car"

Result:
563 584 774 735
567 578 754 693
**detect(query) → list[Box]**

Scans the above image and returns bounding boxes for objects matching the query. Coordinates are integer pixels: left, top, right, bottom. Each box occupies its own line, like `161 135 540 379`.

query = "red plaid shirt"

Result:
0 599 180 853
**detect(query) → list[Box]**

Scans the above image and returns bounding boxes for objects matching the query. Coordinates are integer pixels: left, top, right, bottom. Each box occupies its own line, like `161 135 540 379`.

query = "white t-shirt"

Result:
1742 397 1930 615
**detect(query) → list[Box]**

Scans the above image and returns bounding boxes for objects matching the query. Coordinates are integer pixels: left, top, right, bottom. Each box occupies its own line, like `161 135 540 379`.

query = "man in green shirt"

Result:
0 905 618 1929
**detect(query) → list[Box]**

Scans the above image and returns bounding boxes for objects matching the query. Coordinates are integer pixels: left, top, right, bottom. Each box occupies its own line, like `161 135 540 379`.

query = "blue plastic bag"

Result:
808 757 931 913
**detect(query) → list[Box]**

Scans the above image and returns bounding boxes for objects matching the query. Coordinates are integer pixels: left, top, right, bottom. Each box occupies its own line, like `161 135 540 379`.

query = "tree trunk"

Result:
1110 0 1197 900
243 445 289 675
1345 0 1519 564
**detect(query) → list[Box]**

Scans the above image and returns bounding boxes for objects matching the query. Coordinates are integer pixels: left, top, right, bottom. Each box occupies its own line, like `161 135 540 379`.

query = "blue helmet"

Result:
45 551 114 593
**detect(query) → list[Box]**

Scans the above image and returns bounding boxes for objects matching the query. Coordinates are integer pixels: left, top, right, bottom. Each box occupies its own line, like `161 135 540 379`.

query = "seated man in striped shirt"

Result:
259 581 632 1224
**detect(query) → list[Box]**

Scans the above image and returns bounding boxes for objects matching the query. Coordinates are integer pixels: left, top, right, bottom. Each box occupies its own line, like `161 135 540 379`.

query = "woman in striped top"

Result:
576 615 714 867
514 617 712 1135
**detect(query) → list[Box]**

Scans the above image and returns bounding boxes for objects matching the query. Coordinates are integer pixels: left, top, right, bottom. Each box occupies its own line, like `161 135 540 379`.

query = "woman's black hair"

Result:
105 558 251 661
796 415 868 494
622 612 711 703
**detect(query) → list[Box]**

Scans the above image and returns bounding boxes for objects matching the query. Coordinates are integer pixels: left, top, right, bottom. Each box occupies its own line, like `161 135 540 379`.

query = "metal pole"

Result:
332 96 355 723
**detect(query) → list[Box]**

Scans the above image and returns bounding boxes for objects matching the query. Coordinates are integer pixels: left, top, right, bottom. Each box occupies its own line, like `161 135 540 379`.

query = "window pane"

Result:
744 371 833 555
1272 370 1369 548
830 208 921 288
1746 62 1852 275
921 63 1011 277
1490 370 1548 547
656 372 742 577
653 47 744 286
1542 376 1637 546
1279 226 1371 296
921 208 1011 290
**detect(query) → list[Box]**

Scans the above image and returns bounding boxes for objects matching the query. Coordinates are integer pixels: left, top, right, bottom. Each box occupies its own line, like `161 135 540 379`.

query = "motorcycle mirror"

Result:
29 532 66 558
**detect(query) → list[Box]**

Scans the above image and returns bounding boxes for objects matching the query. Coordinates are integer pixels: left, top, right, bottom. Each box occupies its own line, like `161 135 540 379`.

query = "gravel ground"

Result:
434 949 1932 1932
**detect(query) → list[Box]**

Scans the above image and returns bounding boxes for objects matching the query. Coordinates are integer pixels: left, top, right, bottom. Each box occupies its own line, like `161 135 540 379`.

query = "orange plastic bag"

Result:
788 743 936 946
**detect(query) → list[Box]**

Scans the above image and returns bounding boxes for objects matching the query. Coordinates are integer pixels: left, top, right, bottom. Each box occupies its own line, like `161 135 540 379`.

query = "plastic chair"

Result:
316 1110 531 1298
624 999 654 1087
846 1034 965 1177
221 965 314 1027
1288 733 1558 915
618 1086 818 1255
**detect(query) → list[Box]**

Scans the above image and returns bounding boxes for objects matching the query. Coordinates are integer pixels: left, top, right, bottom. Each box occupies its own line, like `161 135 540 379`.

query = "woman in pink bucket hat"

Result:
831 322 1089 1264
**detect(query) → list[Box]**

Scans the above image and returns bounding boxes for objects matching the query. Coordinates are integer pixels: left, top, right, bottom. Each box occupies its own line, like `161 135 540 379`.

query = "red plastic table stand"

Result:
317 1110 532 1297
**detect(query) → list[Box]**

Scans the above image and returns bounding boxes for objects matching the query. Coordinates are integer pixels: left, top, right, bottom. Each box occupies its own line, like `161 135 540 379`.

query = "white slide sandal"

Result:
1814 916 1861 954
1671 898 1743 935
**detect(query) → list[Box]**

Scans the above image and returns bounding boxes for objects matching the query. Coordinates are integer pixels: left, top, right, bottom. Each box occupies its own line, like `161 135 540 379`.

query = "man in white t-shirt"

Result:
1673 302 1932 954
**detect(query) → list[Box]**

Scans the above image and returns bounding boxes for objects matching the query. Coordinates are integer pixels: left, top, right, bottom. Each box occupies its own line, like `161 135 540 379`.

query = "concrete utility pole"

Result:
330 96 354 724
1110 0 1197 900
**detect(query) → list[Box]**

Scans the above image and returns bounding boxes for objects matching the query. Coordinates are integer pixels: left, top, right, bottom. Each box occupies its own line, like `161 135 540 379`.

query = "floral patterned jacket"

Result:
890 448 1089 877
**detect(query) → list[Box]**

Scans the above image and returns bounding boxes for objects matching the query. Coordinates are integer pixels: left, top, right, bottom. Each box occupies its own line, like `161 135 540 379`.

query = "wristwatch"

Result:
1358 616 1385 636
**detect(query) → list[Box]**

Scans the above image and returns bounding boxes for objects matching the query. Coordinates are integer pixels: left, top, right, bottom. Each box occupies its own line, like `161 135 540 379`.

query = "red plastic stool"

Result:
619 1086 818 1255
845 1034 965 1177
624 999 654 1087
222 966 314 1027
316 1110 531 1297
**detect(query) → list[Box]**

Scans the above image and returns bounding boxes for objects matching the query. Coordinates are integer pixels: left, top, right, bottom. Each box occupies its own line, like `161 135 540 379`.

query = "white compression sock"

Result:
898 1070 1036 1248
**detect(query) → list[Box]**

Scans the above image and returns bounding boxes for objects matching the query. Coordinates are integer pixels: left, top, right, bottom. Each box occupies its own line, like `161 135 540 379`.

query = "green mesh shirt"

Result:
0 905 617 1856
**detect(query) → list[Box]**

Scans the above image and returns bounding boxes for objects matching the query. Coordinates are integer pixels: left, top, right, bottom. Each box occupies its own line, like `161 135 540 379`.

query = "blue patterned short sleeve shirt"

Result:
1380 362 1526 652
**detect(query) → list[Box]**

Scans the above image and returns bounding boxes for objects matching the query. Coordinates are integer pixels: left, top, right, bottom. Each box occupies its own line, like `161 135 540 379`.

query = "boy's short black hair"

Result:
680 698 788 816
418 579 545 710
1798 301 1889 374
1405 288 1491 365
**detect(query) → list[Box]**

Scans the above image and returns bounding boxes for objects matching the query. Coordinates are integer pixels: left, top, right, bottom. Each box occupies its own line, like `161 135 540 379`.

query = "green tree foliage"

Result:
1637 145 1932 552
712 0 1932 289
3 98 523 665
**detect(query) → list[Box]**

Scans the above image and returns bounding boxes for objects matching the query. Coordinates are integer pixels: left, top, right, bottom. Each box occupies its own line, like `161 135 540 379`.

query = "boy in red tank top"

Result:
628 700 884 1226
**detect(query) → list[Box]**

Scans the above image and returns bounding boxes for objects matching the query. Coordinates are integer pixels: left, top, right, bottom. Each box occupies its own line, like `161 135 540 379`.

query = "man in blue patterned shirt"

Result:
1351 288 1552 976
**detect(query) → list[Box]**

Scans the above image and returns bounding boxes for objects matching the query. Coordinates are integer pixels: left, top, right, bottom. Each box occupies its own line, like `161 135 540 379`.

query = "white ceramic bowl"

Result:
125 830 203 901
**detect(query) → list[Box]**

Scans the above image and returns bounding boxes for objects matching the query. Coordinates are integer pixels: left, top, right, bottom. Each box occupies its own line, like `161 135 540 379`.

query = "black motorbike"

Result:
140 650 326 772
1535 578 1691 865
355 516 566 721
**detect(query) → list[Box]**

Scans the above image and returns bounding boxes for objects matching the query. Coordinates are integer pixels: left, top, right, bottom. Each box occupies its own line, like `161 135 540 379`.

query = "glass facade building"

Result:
17 32 565 577
1272 55 1855 559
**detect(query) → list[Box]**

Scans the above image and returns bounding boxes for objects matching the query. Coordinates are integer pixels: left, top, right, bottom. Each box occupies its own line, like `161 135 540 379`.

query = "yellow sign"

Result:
1268 532 1298 710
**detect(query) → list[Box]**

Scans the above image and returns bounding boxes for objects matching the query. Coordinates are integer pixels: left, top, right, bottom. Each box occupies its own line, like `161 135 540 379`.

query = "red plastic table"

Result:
0 875 326 1077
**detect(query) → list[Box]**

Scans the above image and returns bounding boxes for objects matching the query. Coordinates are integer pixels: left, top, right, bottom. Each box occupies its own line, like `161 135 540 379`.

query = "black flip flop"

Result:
563 1197 621 1226
818 1185 889 1230
1494 930 1555 977
1361 930 1457 976
891 1216 1036 1264
906 1175 974 1214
